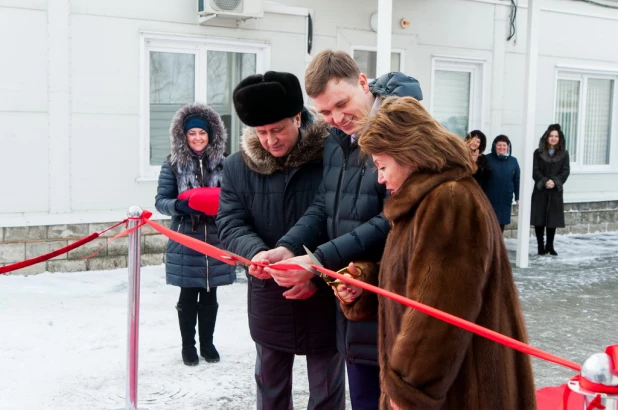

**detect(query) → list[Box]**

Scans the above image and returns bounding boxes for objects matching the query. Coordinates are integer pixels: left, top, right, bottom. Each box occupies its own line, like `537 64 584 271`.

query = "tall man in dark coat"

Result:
260 51 423 410
216 71 344 410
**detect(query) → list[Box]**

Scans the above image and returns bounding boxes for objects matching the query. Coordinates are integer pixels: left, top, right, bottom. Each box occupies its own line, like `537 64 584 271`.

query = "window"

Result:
140 33 269 179
430 57 484 139
352 47 403 80
555 70 616 169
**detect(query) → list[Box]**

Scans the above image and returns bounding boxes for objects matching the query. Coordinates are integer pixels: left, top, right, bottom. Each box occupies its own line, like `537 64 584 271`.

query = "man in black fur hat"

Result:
216 71 345 410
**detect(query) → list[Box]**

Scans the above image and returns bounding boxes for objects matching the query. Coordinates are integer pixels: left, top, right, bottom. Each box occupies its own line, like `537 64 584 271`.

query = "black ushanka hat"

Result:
233 71 304 127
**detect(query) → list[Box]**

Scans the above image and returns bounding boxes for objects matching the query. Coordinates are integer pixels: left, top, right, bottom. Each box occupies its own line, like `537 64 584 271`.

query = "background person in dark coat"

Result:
530 124 570 255
465 130 490 187
260 51 423 410
483 135 521 232
216 71 344 410
155 102 236 366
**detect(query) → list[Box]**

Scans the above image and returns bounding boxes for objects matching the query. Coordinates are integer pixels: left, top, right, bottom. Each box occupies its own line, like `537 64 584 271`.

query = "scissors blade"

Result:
219 249 250 267
303 245 324 268
301 245 331 280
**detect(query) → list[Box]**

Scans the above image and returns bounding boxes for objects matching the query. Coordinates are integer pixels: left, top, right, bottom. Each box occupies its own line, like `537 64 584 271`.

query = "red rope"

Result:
309 265 583 372
142 215 583 373
0 219 129 275
0 233 99 274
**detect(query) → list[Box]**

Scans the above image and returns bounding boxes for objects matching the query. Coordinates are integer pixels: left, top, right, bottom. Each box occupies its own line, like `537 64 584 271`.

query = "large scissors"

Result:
302 245 362 303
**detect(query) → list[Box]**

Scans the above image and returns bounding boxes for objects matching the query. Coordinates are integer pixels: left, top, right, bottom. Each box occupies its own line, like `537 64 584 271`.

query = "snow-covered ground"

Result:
1 232 617 409
0 268 318 410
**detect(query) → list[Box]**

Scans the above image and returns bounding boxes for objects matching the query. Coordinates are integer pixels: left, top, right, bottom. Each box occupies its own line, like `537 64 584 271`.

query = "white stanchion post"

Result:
117 206 149 410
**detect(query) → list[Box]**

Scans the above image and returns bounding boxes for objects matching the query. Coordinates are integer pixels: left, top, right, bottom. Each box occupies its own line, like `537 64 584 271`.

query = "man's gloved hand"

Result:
175 199 201 215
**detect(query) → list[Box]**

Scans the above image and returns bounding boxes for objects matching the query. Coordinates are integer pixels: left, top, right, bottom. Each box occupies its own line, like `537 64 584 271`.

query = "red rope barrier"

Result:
0 213 585 379
142 216 582 373
0 233 100 274
311 265 582 372
0 219 129 275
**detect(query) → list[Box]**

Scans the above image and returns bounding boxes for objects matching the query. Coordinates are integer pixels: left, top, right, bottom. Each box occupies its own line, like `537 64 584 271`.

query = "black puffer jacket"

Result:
277 72 423 366
155 102 235 289
530 129 570 228
216 108 336 354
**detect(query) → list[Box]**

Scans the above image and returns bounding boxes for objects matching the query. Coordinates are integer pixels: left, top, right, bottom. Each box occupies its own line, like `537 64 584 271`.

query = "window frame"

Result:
350 45 405 81
430 56 485 139
554 66 618 173
138 32 270 181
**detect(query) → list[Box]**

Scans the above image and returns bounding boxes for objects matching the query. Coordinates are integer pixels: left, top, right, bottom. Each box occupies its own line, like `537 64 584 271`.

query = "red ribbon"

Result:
140 216 583 372
0 219 129 275
310 264 583 372
0 233 100 275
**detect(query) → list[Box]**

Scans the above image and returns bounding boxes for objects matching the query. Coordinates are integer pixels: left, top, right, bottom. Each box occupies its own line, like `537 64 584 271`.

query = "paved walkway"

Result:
506 232 618 388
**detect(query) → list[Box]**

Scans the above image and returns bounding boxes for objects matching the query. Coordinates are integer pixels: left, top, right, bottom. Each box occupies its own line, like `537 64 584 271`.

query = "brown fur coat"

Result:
343 167 536 410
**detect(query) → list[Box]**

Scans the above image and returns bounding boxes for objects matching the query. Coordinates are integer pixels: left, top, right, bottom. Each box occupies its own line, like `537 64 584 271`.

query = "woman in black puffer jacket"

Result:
155 102 235 366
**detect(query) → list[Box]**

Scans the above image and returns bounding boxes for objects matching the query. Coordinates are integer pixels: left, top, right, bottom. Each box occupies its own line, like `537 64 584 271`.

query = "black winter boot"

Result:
534 226 546 255
176 304 199 366
546 228 558 256
197 303 220 363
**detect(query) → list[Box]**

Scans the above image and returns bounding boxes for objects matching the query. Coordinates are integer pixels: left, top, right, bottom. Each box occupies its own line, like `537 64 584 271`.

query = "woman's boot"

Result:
546 228 558 256
197 303 220 363
176 304 199 366
534 226 546 255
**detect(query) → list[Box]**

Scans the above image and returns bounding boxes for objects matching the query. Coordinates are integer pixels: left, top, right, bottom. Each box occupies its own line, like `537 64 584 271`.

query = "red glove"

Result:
177 187 221 216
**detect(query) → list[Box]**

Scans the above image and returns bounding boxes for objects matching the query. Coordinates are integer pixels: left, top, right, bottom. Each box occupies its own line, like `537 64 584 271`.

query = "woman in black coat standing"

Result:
530 124 570 255
155 102 236 366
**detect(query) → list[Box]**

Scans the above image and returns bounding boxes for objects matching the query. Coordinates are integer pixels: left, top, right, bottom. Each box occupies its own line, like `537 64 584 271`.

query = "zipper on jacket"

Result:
355 165 366 201
205 223 210 292
177 217 184 232
198 158 204 186
332 157 348 236
198 157 210 291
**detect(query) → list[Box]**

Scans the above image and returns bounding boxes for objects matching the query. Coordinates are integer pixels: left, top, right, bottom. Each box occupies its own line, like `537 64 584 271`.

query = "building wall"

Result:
1 0 618 273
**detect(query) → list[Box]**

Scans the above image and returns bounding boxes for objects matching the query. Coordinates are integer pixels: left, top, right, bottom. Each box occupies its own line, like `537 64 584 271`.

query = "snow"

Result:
2 232 617 409
0 268 318 409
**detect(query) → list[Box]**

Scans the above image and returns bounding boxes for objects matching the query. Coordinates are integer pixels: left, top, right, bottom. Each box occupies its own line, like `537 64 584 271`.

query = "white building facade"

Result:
1 0 617 272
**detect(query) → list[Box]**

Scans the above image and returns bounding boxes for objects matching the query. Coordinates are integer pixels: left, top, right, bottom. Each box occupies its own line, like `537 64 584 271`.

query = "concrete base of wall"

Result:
0 220 171 275
503 200 618 239
2 200 617 274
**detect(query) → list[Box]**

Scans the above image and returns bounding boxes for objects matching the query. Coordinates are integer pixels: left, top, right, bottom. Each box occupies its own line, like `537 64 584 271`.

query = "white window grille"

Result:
555 69 617 170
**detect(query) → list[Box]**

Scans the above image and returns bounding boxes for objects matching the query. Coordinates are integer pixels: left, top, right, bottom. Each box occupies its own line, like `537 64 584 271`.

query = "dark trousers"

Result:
255 343 345 410
178 286 217 305
347 362 381 410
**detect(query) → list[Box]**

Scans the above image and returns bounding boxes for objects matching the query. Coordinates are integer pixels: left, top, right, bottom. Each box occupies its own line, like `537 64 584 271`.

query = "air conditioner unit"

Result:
198 0 264 22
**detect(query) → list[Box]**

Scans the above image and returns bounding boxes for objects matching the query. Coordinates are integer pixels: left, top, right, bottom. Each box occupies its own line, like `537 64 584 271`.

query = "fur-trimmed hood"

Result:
168 102 227 192
239 107 329 175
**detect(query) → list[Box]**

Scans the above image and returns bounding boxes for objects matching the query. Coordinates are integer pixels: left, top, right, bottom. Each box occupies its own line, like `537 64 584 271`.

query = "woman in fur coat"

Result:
338 97 536 410
530 124 570 256
155 102 236 366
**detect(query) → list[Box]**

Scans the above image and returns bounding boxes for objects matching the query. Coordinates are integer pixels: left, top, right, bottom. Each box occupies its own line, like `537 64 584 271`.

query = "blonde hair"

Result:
305 50 360 98
358 97 476 174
